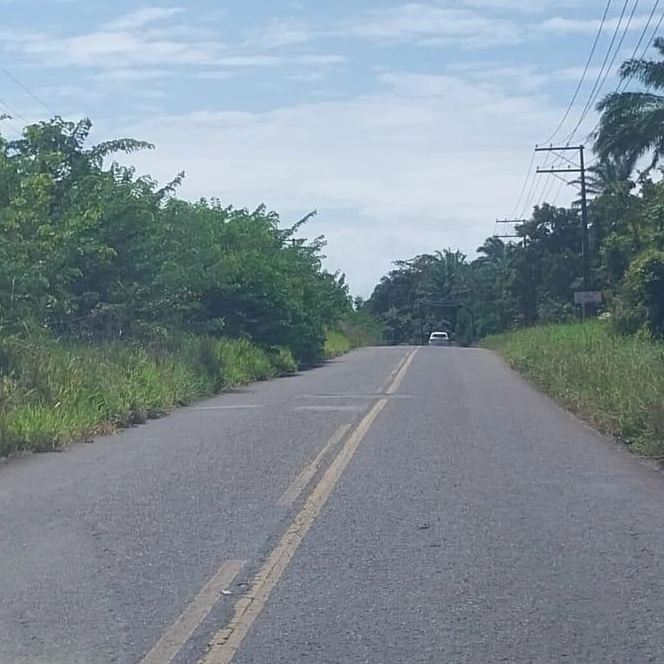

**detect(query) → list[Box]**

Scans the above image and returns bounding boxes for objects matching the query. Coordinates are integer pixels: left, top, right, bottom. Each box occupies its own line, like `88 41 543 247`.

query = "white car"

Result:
428 331 450 346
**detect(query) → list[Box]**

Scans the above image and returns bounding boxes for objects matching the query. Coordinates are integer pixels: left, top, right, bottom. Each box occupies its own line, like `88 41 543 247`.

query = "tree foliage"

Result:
363 38 664 344
0 117 360 366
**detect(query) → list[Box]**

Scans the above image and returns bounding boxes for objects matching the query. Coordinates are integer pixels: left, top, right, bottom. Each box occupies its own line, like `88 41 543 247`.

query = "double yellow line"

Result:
141 347 419 664
200 347 418 664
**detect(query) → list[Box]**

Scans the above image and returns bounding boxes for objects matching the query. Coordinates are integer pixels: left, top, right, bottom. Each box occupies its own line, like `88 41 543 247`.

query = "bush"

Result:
268 346 298 375
454 308 474 347
613 249 664 338
324 329 352 358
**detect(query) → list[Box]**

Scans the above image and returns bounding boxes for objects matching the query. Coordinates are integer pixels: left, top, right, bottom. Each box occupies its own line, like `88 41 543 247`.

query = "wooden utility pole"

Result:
535 145 590 290
495 219 529 246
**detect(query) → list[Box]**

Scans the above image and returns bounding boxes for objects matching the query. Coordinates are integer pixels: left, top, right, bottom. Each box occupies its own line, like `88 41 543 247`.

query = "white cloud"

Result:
540 14 657 34
461 0 579 11
553 65 598 81
211 54 344 67
245 19 317 48
1 8 343 72
350 3 521 47
91 68 172 82
4 27 222 67
107 70 588 295
446 62 549 92
101 6 185 31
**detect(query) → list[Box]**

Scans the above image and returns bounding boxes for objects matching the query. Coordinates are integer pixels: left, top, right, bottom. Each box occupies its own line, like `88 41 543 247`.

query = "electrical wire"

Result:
0 115 24 138
0 65 58 117
542 0 614 145
635 2 664 93
619 0 663 90
507 148 536 220
516 155 545 219
0 96 29 125
583 0 664 151
562 0 636 144
518 150 556 218
550 175 569 206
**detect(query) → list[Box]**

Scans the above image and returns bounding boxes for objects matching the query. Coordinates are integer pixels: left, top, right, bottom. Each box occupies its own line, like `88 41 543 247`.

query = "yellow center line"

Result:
379 346 418 394
140 560 245 664
277 423 352 507
199 347 418 664
385 347 418 395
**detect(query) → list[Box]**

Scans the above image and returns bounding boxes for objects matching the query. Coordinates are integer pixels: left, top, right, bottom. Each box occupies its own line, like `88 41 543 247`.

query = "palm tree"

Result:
475 236 506 264
574 156 642 257
578 155 634 197
594 37 664 172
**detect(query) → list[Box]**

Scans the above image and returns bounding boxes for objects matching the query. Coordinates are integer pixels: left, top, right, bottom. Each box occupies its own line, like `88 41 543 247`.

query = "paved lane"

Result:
0 347 408 664
226 347 664 664
3 345 664 663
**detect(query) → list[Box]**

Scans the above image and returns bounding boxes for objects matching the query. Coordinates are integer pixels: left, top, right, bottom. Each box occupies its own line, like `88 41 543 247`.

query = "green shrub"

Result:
324 329 351 358
454 308 474 347
613 249 664 338
268 346 298 375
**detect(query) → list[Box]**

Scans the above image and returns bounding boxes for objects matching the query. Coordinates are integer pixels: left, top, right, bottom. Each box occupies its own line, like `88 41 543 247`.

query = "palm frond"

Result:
619 58 664 91
594 91 664 168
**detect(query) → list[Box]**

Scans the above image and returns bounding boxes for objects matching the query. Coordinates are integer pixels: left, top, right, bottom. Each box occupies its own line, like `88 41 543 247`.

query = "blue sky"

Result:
0 0 659 294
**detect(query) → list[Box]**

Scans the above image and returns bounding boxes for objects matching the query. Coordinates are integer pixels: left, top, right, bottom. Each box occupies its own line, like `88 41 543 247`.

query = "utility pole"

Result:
535 144 590 290
579 146 590 290
495 219 528 245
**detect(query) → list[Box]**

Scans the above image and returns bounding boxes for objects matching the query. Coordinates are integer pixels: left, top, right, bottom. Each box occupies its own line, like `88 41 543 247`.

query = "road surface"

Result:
2 346 664 663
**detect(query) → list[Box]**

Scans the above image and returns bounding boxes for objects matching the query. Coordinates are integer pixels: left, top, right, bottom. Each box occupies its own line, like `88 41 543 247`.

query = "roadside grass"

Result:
484 320 664 457
0 334 298 457
324 328 352 358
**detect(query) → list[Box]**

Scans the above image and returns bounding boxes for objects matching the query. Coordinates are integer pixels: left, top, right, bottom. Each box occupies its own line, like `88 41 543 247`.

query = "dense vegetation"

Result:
364 39 664 347
0 117 379 455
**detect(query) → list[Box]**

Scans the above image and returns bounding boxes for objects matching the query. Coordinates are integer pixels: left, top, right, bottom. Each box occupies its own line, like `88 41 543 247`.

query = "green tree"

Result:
613 249 664 337
0 116 357 365
594 38 664 171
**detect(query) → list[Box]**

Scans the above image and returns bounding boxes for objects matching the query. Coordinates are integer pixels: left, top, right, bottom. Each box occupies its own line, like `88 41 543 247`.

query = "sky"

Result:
0 0 660 295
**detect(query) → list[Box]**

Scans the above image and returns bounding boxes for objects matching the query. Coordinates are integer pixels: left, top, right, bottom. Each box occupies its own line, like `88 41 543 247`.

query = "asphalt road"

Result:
2 346 664 663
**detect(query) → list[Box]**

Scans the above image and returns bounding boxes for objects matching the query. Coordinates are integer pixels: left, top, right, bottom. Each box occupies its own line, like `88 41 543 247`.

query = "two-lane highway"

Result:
2 346 664 663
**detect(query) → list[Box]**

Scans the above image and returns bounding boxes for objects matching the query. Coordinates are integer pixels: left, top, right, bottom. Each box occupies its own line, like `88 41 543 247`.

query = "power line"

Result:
620 0 663 90
584 0 663 150
550 175 569 206
541 0 614 145
548 149 581 168
582 0 642 112
0 65 58 117
535 144 591 288
563 0 635 144
0 96 29 137
633 0 664 92
518 149 559 218
0 96 29 125
534 150 563 207
515 154 543 219
0 114 24 138
507 148 536 220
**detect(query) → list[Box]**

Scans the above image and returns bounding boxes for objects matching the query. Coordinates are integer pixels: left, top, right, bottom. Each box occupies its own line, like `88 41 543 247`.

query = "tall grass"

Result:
0 334 297 457
485 320 664 456
324 329 352 358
